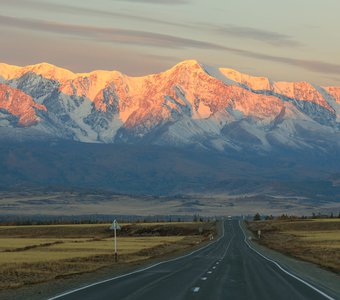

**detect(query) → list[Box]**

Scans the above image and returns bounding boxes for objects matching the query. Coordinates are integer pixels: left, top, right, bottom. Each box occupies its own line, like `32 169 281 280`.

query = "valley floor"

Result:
1 190 338 217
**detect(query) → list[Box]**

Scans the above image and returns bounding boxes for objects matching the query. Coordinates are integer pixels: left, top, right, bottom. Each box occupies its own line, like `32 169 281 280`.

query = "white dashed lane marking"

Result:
201 277 207 281
213 266 216 269
193 287 200 293
207 271 212 274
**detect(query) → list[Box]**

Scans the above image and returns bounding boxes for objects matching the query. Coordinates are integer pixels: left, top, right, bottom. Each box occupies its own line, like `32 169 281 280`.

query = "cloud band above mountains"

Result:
1 14 339 77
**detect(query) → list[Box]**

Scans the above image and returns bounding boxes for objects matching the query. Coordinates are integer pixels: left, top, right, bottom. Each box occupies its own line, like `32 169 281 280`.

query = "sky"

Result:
1 0 340 85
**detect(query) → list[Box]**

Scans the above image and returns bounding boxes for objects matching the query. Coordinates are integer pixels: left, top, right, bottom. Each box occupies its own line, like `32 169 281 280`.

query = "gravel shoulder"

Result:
240 221 340 299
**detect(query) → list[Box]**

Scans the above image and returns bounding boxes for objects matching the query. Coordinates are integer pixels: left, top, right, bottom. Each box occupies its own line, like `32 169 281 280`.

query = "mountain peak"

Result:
168 59 203 73
219 67 272 90
26 62 76 81
176 59 201 67
0 62 126 82
0 62 23 80
0 61 76 81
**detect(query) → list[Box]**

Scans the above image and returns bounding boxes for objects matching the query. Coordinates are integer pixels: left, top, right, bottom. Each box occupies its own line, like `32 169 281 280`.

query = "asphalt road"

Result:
49 220 335 300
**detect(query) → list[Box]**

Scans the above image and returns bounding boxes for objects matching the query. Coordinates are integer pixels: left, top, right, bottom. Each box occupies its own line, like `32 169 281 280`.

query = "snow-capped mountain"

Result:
1 59 340 153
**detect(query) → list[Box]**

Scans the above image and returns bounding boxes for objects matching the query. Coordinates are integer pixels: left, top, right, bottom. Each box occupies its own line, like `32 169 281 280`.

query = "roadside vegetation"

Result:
247 215 340 273
0 221 216 289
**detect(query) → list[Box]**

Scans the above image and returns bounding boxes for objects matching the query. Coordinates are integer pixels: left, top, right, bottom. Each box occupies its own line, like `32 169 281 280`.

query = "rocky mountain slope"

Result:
1 60 340 154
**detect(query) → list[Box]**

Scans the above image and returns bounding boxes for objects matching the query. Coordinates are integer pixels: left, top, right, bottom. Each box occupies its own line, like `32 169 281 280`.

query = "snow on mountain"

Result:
0 83 46 126
0 60 339 153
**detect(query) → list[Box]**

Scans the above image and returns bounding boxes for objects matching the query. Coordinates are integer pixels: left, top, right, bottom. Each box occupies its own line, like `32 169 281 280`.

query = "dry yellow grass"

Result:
247 219 340 273
0 236 186 264
0 222 193 229
310 218 340 223
0 222 215 290
0 238 63 250
50 236 183 251
0 224 111 229
288 230 340 241
131 222 192 226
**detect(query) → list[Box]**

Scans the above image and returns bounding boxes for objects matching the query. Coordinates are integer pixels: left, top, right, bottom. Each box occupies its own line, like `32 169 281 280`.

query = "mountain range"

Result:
1 59 340 154
0 60 339 202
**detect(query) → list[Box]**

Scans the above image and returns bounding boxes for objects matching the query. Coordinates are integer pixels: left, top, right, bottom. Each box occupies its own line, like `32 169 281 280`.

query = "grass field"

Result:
0 222 216 289
247 218 340 273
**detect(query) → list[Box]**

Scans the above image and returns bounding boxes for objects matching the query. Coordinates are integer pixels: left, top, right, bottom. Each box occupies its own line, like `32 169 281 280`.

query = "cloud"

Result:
113 0 190 4
0 0 184 27
233 49 340 75
324 76 340 84
0 15 227 50
0 0 299 48
0 28 179 75
1 15 340 77
212 24 302 47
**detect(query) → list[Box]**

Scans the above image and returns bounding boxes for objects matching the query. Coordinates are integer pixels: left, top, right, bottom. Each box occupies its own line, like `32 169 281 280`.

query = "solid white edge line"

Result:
238 220 335 300
48 220 226 300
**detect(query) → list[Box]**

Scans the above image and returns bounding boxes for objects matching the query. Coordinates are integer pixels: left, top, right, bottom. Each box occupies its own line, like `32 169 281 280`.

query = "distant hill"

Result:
0 141 339 200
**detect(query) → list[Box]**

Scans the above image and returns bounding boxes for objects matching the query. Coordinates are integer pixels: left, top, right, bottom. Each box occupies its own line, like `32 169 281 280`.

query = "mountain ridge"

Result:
0 59 340 154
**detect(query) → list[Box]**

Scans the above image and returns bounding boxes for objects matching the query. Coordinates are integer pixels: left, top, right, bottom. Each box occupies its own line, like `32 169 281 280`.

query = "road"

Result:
49 220 335 300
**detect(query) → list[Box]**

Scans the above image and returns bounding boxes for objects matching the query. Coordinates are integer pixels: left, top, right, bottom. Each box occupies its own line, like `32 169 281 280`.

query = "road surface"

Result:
49 220 335 300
